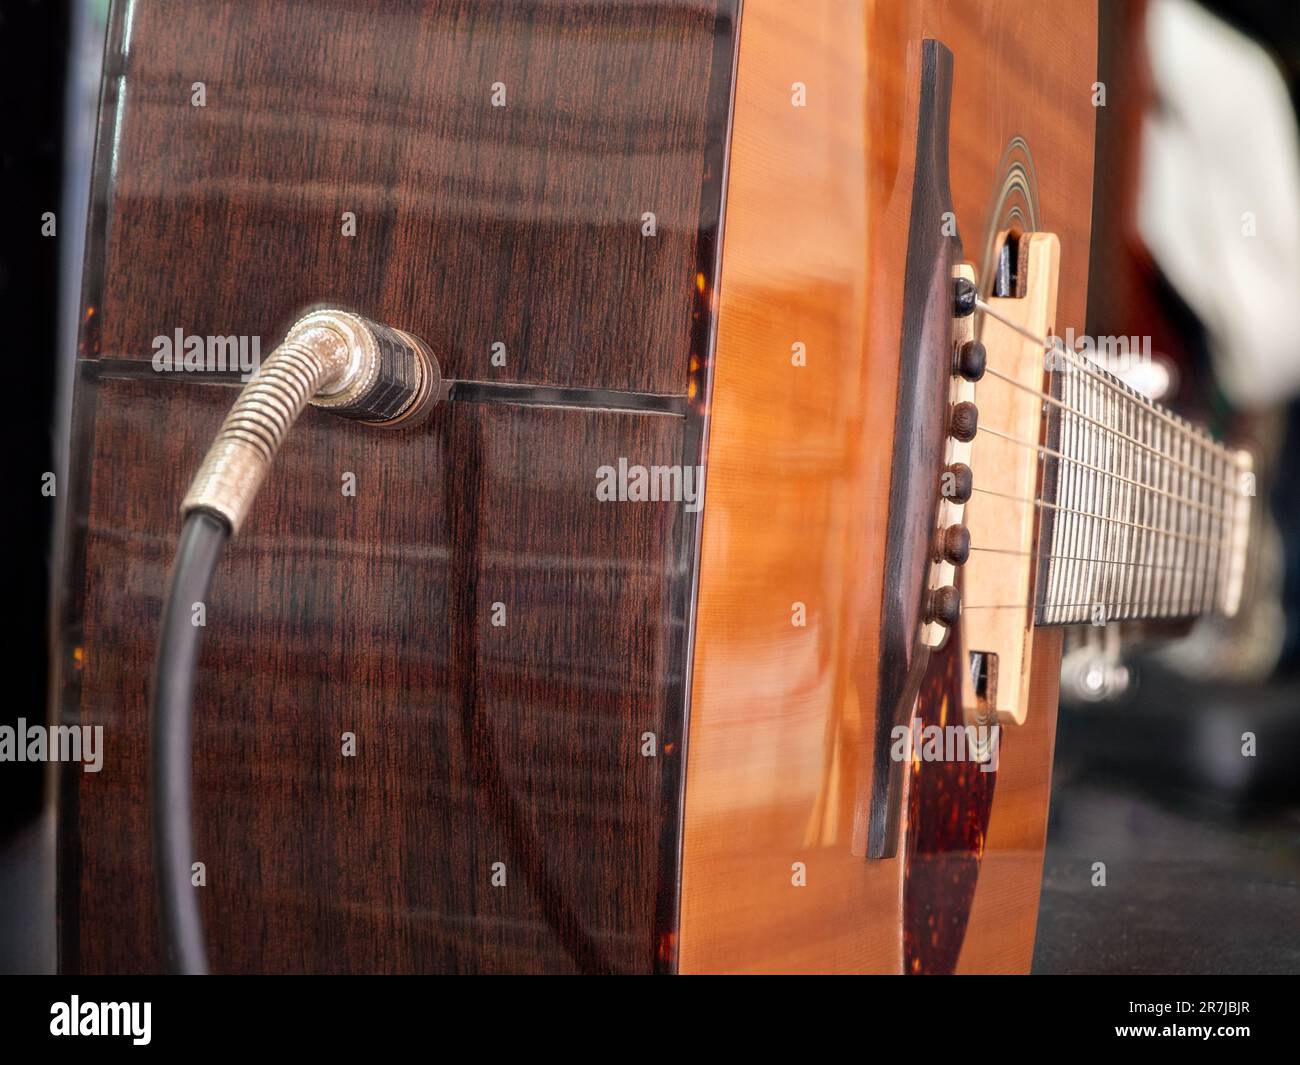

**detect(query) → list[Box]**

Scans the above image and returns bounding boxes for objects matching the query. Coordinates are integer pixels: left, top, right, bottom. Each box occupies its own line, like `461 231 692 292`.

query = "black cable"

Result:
151 509 229 975
150 311 434 973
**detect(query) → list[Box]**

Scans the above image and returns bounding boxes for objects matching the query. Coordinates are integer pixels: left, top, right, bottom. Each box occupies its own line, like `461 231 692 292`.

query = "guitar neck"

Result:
1032 346 1253 626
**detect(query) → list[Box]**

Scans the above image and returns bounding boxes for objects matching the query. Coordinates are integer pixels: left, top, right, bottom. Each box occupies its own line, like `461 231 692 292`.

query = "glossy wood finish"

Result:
69 376 687 973
59 0 739 973
678 0 1096 973
867 38 960 861
86 0 727 394
63 0 1096 975
904 600 998 975
952 629 1062 974
904 605 1064 973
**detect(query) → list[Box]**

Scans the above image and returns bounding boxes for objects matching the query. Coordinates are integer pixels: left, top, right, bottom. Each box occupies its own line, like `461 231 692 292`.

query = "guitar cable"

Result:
152 310 439 974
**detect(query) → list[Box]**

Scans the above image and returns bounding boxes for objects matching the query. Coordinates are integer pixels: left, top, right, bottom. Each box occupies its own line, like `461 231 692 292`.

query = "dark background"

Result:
2 0 68 836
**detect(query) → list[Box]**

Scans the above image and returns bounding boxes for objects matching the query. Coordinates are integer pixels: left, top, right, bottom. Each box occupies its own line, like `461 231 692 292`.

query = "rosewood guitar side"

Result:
58 0 741 975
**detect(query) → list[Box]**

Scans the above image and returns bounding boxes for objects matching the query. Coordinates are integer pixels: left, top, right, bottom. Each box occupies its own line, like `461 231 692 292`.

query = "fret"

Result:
1175 418 1188 611
1211 448 1223 610
1188 418 1201 612
1064 357 1080 624
1067 358 1083 621
1153 409 1169 617
1165 412 1181 615
1195 426 1211 613
1102 367 1120 618
1180 416 1190 616
1057 368 1070 623
1206 448 1218 611
1088 366 1105 617
1191 419 1206 611
1048 361 1070 623
1118 377 1137 617
1174 415 1190 615
1211 448 1228 611
1115 387 1130 618
1131 401 1148 618
1162 414 1176 618
1190 429 1200 613
1120 393 1139 619
1189 429 1202 614
1109 386 1124 618
1026 342 1248 626
1213 448 1230 611
1037 362 1063 624
1073 361 1092 619
1151 403 1166 612
1073 366 1090 619
1046 363 1062 625
1206 442 1218 609
1171 414 1187 615
1095 368 1111 618
1137 397 1155 617
1051 364 1068 625
1161 413 1175 618
1213 446 1227 610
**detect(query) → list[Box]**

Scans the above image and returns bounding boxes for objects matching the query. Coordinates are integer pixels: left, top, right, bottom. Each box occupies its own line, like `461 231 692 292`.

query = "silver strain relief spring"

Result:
179 310 440 535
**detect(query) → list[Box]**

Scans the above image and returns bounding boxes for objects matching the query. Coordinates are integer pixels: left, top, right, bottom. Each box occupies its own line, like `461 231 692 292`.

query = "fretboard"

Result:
1033 347 1252 626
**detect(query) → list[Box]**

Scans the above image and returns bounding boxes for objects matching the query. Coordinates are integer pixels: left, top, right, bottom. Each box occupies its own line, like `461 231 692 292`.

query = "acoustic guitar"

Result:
56 0 1253 974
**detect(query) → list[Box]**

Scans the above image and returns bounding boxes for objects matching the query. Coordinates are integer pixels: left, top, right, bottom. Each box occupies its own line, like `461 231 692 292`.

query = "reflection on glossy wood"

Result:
679 0 1095 973
63 0 740 975
953 629 1062 974
89 0 726 393
904 601 998 975
72 378 683 973
62 0 1098 974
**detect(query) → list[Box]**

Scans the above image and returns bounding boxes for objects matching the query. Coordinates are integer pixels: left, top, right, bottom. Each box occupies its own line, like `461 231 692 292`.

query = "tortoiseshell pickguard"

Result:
903 623 999 975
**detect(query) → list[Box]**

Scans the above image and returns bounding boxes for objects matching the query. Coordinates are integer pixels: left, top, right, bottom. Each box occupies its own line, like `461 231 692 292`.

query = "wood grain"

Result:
61 0 1096 974
70 377 684 973
58 0 740 974
959 232 1061 725
867 38 960 861
678 0 1096 973
87 0 726 393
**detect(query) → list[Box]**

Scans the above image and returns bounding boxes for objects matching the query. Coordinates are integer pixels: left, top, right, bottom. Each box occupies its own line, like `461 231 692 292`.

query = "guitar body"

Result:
680 0 1095 974
57 0 1095 973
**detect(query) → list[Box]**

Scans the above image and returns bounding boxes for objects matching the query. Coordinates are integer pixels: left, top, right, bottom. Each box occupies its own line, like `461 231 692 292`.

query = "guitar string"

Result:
975 297 1241 467
962 602 1205 613
970 545 1209 574
973 363 1238 492
975 298 1239 604
960 303 1241 617
963 440 1230 611
975 422 1232 520
968 485 1221 546
967 547 1217 615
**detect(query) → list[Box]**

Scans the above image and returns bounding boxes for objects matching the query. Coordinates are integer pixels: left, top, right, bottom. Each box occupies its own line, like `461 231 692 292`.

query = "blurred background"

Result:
2 0 1298 973
1036 0 1300 972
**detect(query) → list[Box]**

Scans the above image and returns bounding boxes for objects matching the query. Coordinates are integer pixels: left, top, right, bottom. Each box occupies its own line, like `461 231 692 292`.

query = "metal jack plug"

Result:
180 310 439 534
